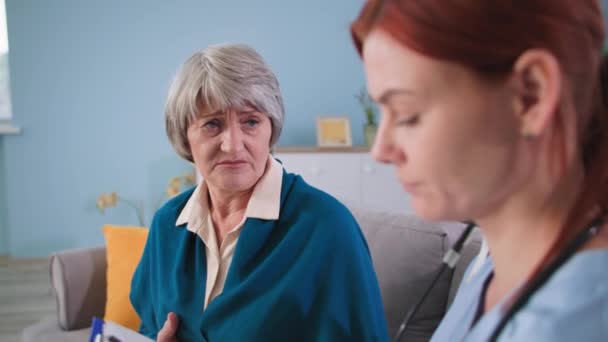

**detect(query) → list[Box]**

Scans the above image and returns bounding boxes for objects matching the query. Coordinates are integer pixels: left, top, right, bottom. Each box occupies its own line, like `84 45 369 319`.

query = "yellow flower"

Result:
96 171 195 220
96 196 107 213
166 184 180 198
97 192 119 213
182 173 196 185
108 192 118 206
169 177 180 188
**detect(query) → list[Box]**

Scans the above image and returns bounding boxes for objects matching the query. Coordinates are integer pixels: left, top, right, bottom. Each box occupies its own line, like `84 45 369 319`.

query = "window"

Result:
0 0 11 121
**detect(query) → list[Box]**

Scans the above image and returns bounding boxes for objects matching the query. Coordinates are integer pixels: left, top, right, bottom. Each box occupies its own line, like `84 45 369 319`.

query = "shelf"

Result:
0 124 21 135
274 146 370 153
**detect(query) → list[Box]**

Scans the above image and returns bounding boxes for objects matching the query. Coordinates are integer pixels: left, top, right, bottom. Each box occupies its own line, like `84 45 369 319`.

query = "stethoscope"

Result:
393 214 606 342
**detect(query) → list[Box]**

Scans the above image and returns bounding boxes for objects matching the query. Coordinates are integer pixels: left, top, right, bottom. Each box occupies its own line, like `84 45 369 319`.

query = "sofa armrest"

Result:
50 246 107 330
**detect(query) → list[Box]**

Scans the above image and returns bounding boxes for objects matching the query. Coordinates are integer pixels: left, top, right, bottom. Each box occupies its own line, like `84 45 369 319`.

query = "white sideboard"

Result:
274 147 413 214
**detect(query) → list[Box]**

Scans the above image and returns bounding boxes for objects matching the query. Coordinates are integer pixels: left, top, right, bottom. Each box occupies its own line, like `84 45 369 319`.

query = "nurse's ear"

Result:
508 49 562 139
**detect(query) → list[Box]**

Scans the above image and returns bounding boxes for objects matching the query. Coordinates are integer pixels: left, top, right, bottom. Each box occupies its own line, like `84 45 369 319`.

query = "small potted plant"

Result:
355 88 377 147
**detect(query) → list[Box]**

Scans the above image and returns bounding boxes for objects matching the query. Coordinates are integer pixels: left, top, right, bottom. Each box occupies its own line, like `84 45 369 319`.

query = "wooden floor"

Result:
0 256 55 342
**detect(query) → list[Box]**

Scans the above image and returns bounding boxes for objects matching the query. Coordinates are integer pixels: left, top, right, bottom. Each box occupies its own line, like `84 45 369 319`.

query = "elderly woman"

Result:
130 43 388 341
352 0 608 341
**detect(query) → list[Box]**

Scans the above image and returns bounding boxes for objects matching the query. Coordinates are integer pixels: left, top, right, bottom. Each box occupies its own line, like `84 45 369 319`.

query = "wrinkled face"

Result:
363 30 525 221
187 106 272 195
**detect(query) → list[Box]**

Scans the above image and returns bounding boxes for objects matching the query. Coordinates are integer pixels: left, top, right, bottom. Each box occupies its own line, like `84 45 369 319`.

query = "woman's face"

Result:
187 106 272 195
363 30 526 221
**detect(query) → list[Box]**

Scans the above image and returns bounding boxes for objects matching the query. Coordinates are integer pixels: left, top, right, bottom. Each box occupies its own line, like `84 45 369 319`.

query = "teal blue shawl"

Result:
131 170 389 341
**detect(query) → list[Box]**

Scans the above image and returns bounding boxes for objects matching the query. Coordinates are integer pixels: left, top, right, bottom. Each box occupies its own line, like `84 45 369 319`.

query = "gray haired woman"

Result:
130 43 389 342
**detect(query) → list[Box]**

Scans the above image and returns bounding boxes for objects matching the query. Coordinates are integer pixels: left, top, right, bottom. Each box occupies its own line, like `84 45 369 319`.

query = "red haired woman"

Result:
352 1 608 341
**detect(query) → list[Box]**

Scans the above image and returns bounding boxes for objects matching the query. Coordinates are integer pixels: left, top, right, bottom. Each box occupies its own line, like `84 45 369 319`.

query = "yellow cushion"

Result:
101 225 149 331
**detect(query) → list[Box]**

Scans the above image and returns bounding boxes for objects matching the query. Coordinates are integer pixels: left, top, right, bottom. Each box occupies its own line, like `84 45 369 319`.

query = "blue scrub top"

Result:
432 248 608 341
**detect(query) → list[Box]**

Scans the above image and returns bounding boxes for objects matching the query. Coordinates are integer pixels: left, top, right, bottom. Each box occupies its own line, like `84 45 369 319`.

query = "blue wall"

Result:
1 0 366 257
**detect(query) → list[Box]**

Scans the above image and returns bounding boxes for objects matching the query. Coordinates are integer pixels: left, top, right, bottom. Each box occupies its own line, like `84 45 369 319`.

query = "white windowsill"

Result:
0 123 21 135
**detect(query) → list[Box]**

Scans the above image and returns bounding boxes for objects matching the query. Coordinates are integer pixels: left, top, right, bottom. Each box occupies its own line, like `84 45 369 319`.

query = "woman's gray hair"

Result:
165 43 285 162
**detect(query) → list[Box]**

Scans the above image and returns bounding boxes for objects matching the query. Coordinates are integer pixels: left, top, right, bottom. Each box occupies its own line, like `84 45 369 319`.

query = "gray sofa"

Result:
22 208 481 342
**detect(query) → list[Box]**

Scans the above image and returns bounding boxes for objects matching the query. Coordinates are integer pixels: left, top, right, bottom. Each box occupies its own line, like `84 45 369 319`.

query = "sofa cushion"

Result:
350 207 466 342
102 225 148 331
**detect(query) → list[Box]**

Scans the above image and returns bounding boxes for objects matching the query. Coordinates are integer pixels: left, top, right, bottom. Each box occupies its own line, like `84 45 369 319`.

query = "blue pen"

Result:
89 317 104 342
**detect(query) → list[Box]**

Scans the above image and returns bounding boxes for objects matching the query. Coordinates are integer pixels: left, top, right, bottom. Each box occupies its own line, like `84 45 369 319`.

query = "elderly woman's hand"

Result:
157 312 179 342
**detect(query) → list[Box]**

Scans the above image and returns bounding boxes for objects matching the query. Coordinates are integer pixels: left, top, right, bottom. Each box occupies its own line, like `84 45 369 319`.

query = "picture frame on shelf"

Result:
316 116 352 148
